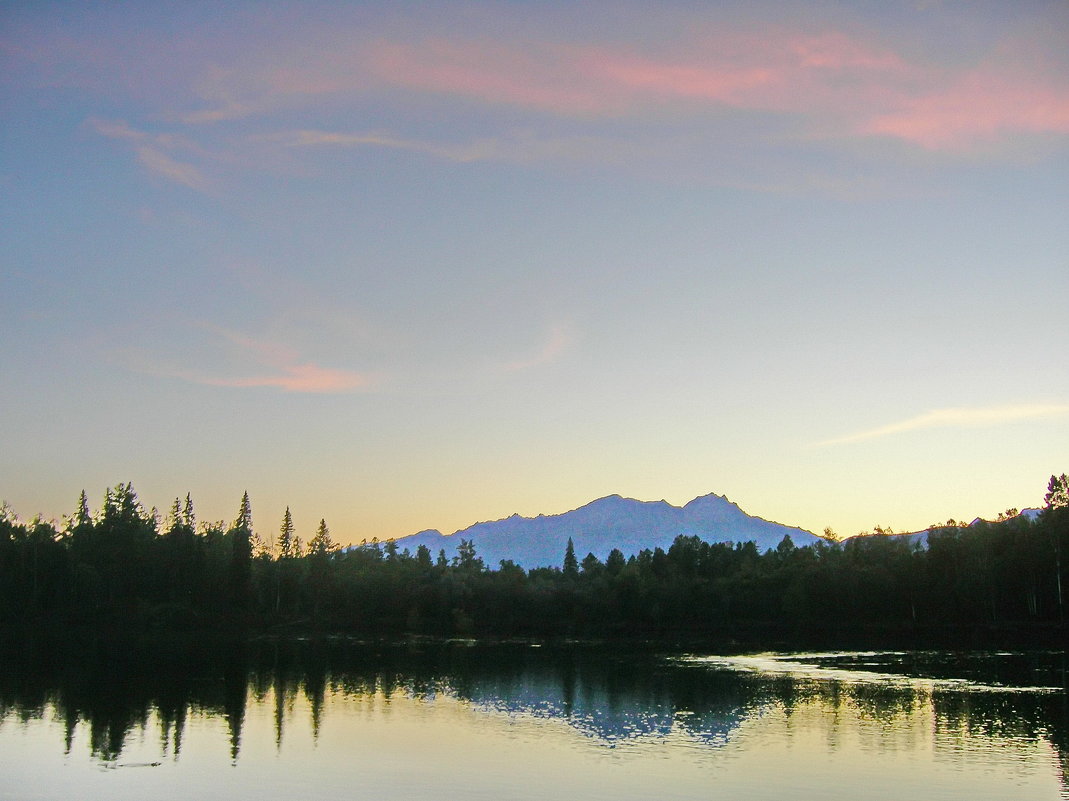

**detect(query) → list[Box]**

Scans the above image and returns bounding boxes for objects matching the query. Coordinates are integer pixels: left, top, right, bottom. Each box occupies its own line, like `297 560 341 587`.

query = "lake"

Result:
1 638 1067 800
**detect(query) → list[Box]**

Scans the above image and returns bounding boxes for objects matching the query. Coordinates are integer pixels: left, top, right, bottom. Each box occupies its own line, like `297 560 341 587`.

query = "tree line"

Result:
1 476 1067 641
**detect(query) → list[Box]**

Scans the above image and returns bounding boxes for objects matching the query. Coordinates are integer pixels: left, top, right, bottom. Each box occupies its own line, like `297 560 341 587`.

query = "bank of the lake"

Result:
5 485 1069 652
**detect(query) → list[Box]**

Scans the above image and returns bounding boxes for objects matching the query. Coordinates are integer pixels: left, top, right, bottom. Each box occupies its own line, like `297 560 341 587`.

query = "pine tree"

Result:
563 537 579 578
308 519 337 558
605 548 626 576
278 507 295 559
168 497 183 534
183 493 196 531
1045 474 1069 509
76 490 91 527
416 544 433 569
228 491 254 610
234 492 252 533
66 490 93 545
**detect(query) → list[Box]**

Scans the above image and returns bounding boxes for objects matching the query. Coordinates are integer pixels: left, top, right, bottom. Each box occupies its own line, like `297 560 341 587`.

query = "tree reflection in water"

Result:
1 636 1067 793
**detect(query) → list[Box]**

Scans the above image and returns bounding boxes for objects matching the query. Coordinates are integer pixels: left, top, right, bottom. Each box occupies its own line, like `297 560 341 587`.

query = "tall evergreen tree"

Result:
75 490 91 527
183 493 196 531
308 519 337 557
278 507 295 559
66 490 93 547
167 497 183 534
228 491 254 610
563 537 579 578
234 492 253 532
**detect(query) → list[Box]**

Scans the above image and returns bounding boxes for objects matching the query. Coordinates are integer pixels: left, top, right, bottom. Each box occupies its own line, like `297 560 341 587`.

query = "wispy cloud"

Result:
134 146 209 191
363 31 905 117
137 324 375 394
179 362 371 393
88 118 144 141
270 129 485 162
503 324 573 372
368 39 615 115
59 17 1069 185
89 118 211 191
817 404 1069 446
857 73 1069 150
152 27 916 124
269 128 640 166
360 29 1069 153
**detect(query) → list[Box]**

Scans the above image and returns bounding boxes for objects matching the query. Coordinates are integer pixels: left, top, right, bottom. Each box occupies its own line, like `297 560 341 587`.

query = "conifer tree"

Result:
278 507 295 559
234 492 253 533
228 491 254 609
563 537 579 578
183 493 196 531
66 490 93 547
75 490 91 527
308 519 337 557
168 497 183 534
1045 474 1069 510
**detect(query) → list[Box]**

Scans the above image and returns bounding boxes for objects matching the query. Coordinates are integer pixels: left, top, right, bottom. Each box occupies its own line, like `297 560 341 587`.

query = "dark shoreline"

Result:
4 616 1068 655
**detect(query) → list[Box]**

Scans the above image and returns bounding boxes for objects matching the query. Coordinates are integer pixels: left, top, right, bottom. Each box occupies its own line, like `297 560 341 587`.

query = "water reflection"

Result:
1 637 1068 794
0 636 250 764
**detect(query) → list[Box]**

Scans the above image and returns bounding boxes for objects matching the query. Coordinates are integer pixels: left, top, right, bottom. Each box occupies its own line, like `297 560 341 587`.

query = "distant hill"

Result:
389 493 822 569
840 508 1043 549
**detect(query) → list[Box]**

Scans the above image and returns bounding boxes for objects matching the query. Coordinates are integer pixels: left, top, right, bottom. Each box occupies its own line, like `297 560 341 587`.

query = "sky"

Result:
2 1 1068 546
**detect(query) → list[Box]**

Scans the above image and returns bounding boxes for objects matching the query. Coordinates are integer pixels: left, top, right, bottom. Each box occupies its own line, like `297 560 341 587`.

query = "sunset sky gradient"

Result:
2 1 1067 545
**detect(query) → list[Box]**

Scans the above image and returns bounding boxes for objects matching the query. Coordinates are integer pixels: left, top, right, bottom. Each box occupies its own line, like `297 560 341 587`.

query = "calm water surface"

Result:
1 639 1067 800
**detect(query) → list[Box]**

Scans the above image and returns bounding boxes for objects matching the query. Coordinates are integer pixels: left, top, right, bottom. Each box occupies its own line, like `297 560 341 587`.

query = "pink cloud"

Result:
587 56 777 104
167 324 375 394
368 39 617 114
788 32 907 71
360 29 1068 154
63 19 1069 162
363 29 912 118
190 363 372 393
581 30 907 109
858 72 1069 149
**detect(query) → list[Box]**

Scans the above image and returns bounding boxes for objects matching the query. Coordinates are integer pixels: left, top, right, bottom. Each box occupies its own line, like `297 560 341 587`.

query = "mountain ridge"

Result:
389 492 821 569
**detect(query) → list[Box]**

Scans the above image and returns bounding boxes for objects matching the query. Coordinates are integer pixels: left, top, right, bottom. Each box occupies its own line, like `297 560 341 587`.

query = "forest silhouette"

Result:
1 476 1068 643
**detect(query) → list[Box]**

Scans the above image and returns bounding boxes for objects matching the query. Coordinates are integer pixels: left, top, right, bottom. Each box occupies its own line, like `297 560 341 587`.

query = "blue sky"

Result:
2 1 1067 545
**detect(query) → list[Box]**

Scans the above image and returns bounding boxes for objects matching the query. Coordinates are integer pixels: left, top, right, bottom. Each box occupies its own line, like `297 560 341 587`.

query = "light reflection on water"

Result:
678 651 1067 693
1 640 1067 800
